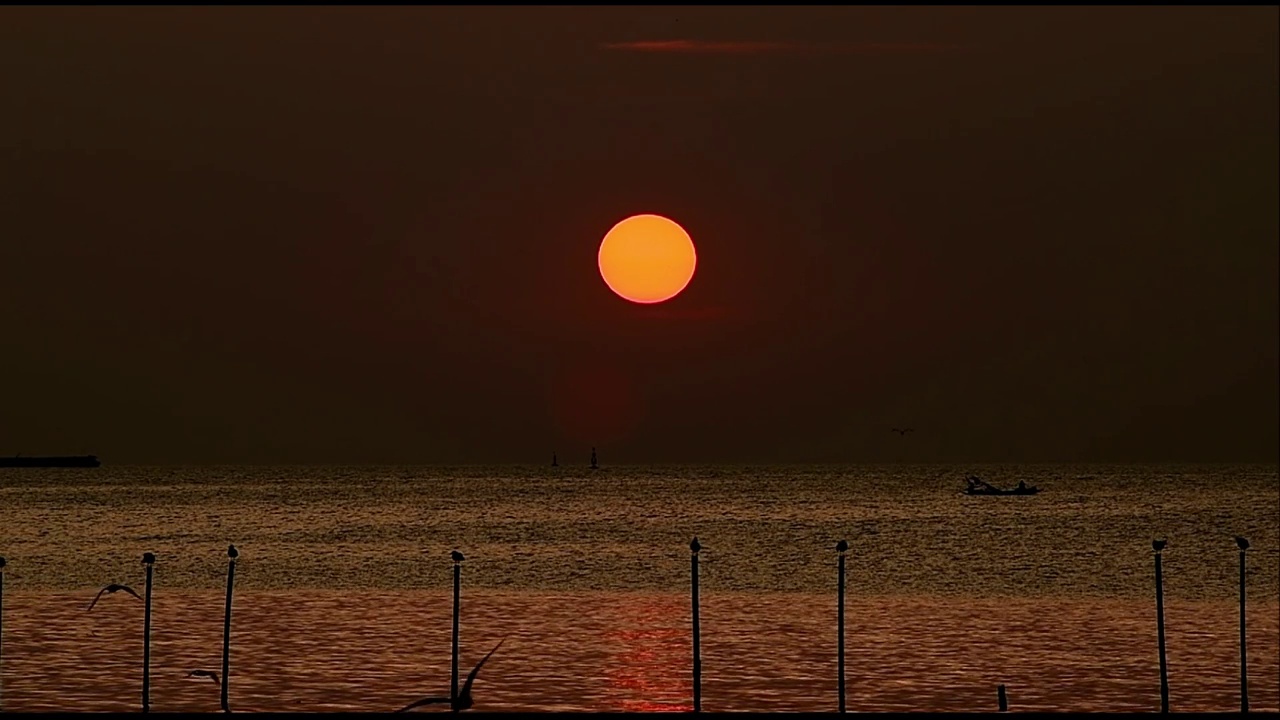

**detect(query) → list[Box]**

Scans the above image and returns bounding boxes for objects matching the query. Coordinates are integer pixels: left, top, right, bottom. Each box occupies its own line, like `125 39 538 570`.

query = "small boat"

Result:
963 476 1039 496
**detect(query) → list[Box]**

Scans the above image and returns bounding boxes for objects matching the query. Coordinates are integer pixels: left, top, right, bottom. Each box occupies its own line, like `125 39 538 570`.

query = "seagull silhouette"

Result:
690 537 701 554
1235 536 1250 551
186 669 220 685
451 549 465 564
1152 539 1168 553
228 544 239 560
87 584 143 611
891 428 913 436
397 638 505 713
836 539 849 553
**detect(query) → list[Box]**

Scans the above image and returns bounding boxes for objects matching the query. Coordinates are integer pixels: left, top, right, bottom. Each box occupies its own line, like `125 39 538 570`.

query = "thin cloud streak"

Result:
599 40 964 56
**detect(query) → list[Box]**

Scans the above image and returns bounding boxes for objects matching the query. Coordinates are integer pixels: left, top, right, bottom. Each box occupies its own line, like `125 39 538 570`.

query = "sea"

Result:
0 464 1276 713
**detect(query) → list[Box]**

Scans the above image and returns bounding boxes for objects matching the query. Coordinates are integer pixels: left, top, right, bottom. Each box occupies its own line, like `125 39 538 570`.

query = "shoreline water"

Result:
1 465 1275 712
0 590 1275 713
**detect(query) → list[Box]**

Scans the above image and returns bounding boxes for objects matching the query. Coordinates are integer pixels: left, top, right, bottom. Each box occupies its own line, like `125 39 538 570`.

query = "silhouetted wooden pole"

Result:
690 536 702 713
451 550 464 704
142 552 155 713
1153 539 1169 714
0 555 6 711
997 684 1008 712
221 544 238 714
836 539 848 713
1238 537 1249 713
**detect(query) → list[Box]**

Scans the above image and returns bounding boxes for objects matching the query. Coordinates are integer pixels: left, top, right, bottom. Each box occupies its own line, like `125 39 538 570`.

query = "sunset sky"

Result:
1 6 1275 464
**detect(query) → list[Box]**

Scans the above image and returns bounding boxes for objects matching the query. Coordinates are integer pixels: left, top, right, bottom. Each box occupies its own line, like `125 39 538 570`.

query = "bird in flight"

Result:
1152 539 1168 553
1235 536 1250 551
891 428 913 436
87 584 143 611
397 638 506 713
186 669 220 685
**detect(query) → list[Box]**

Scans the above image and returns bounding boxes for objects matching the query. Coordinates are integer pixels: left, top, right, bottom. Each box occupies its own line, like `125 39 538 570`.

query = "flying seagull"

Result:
396 638 506 713
87 584 143 611
891 428 913 436
1235 536 1250 551
1152 539 1168 553
186 669 220 685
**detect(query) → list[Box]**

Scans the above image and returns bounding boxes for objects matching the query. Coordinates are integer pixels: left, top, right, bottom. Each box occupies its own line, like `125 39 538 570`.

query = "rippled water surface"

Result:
0 464 1276 711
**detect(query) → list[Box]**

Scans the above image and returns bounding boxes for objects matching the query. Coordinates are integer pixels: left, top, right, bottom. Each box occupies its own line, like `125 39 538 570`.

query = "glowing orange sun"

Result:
598 214 697 304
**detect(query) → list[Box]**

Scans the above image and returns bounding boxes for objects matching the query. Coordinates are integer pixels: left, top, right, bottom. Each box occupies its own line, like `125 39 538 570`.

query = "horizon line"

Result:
10 460 1274 468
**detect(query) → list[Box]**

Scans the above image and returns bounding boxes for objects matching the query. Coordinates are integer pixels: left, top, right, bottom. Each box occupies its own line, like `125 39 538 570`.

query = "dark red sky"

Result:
1 7 1276 464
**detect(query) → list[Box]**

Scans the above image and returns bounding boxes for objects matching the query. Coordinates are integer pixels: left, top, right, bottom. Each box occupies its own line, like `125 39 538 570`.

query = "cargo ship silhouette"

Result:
0 454 100 468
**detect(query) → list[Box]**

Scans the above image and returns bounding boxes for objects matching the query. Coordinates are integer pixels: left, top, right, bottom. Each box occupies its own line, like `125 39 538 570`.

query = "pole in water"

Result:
1153 539 1169 714
221 544 238 714
1236 536 1250 713
997 684 1008 712
142 552 156 713
0 555 6 712
451 549 464 704
836 539 848 713
690 536 702 713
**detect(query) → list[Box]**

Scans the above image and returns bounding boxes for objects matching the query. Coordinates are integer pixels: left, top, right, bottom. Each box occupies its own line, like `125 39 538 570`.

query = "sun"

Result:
598 214 697 304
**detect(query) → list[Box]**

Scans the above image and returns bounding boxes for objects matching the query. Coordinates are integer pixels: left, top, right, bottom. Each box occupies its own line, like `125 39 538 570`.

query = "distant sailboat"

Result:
590 447 598 470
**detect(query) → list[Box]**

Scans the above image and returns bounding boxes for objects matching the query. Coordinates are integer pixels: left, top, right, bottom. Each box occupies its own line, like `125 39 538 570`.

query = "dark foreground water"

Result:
0 464 1276 712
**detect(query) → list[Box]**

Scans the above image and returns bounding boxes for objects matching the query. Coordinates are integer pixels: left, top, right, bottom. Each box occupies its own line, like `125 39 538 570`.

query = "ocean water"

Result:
0 464 1276 712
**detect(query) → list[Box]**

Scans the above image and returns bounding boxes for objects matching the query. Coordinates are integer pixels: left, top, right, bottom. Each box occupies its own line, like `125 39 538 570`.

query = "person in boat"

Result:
1016 480 1027 491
